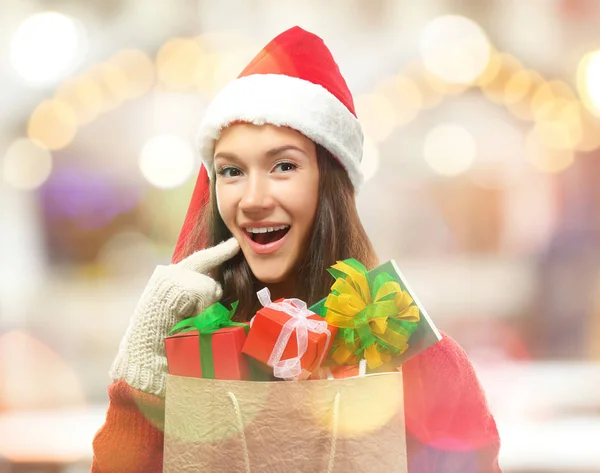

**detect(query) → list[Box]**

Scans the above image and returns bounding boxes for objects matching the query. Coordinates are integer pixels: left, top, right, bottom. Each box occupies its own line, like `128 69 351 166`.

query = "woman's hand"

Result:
109 238 240 397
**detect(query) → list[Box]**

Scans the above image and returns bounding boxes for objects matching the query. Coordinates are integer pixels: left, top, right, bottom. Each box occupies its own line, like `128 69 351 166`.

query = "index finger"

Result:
177 237 240 274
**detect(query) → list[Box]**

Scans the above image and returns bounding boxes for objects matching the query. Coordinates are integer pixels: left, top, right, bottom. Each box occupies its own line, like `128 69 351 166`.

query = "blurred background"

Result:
1 0 600 471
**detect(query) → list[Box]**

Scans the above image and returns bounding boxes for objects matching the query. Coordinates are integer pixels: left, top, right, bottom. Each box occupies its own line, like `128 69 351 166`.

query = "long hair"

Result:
181 145 378 321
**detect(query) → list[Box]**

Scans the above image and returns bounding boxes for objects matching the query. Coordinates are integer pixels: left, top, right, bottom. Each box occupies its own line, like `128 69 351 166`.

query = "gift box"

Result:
242 289 338 379
309 362 364 380
164 301 252 380
310 259 442 369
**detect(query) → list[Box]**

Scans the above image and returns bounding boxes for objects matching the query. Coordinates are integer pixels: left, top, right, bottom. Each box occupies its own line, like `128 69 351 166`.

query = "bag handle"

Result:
227 389 342 473
228 391 251 473
327 391 341 473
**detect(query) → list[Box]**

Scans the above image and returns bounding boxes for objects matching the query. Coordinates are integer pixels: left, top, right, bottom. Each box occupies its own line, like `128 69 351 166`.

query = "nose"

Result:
239 173 274 213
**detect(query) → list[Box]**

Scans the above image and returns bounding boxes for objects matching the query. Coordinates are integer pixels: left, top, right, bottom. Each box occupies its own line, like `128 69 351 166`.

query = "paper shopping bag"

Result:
164 371 407 472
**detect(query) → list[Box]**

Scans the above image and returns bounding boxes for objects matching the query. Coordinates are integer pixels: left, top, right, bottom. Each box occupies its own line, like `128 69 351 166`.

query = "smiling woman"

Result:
93 26 501 473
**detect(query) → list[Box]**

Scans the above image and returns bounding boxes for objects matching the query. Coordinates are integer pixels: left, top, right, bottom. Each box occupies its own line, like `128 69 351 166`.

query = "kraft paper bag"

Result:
163 371 407 473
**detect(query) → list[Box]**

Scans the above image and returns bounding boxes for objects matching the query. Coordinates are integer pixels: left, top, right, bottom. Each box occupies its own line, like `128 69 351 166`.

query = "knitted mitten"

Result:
109 238 240 397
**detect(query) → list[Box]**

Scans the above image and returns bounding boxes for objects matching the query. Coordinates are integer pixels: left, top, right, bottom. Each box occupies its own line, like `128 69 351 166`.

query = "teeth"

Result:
246 225 289 234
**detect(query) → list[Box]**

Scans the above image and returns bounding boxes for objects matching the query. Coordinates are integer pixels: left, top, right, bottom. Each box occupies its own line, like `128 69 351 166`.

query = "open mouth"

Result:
245 225 290 245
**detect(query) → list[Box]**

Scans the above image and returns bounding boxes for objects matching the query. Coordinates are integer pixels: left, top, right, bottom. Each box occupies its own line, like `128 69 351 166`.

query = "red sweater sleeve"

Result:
91 380 165 473
403 333 502 472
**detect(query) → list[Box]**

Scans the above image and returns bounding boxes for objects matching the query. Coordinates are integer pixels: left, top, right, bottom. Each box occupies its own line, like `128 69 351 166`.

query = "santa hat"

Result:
173 26 363 262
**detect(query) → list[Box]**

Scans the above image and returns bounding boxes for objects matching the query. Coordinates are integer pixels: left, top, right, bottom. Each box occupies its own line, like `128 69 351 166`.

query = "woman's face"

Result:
214 124 319 284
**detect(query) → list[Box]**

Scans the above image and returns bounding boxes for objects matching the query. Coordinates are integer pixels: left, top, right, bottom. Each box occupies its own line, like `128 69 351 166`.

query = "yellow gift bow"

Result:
322 259 420 369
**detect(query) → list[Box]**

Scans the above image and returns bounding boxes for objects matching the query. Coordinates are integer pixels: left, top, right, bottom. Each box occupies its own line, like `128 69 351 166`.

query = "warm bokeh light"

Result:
211 52 253 92
577 49 600 116
10 12 84 86
504 70 534 104
475 49 502 87
525 131 575 173
504 70 544 121
573 105 600 152
139 135 195 189
375 75 423 126
424 124 476 176
530 80 576 121
360 136 381 183
157 38 204 89
28 99 78 150
419 15 491 84
2 138 53 190
532 99 583 150
93 62 130 107
355 93 396 143
479 54 523 104
111 49 156 99
55 75 105 125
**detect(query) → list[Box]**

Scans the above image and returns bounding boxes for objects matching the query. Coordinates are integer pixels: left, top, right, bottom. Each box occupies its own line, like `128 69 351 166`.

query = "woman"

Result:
92 26 502 472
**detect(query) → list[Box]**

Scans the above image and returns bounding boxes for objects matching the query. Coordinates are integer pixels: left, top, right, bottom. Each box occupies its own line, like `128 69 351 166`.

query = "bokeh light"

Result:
110 49 156 99
139 135 195 189
475 49 502 87
532 99 583 150
93 63 129 107
573 105 600 152
424 124 476 176
419 15 491 84
2 138 53 190
577 49 600 116
478 54 521 103
10 12 85 86
504 70 534 104
28 99 78 150
355 93 396 143
157 38 204 89
375 75 423 127
55 76 104 125
525 131 574 173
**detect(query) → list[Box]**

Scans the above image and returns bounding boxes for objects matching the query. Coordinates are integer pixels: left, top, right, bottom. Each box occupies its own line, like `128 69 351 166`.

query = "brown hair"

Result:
182 144 378 321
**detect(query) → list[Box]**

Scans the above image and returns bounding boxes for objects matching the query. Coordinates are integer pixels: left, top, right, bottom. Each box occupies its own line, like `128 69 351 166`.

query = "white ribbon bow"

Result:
256 287 331 380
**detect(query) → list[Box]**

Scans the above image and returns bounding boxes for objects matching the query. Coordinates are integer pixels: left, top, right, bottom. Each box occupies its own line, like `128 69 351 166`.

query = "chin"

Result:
246 263 289 285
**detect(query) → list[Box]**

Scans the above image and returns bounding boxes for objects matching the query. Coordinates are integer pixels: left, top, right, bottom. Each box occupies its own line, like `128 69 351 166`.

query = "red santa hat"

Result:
173 26 363 262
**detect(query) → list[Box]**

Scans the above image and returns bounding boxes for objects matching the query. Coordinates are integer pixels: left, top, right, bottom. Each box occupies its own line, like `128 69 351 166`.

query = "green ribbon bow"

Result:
321 258 420 369
169 301 247 379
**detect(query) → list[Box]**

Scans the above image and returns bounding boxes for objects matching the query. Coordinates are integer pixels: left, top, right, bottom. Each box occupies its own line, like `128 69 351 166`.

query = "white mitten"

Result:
109 237 240 397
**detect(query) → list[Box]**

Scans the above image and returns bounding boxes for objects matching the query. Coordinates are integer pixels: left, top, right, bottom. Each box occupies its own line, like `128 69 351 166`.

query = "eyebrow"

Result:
214 145 308 161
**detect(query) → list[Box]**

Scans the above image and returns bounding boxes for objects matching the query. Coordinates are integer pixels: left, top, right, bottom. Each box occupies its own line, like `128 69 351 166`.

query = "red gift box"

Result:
164 326 251 380
242 299 338 376
309 364 361 380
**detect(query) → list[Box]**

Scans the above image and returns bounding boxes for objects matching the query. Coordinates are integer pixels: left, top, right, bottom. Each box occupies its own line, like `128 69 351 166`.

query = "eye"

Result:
217 166 243 178
273 161 297 173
